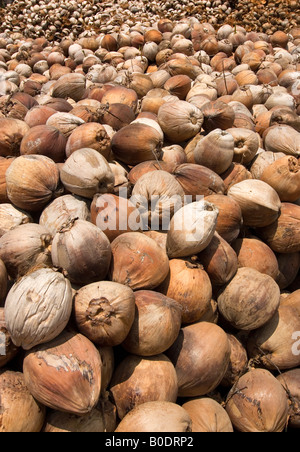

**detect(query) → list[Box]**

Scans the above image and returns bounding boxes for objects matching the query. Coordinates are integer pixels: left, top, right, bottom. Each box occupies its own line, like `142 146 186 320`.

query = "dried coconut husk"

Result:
24 105 57 128
173 163 225 200
157 257 212 324
231 237 279 280
256 202 300 254
111 122 163 166
4 267 73 350
51 218 112 286
0 307 19 367
39 194 90 236
128 160 175 185
182 398 234 432
0 118 30 157
201 99 235 133
280 289 300 313
90 193 140 242
249 150 286 180
20 124 67 163
247 304 300 371
193 129 234 175
0 259 7 305
23 330 102 415
46 112 85 138
131 170 185 230
110 353 178 420
269 106 300 132
277 369 300 429
260 155 300 202
121 290 182 356
227 127 260 165
0 157 15 203
73 280 135 347
197 232 238 286
100 85 138 113
110 232 169 291
161 144 187 166
0 203 32 239
65 122 111 160
5 154 62 213
263 124 300 156
220 162 252 193
60 148 115 199
50 73 86 102
225 368 289 432
157 100 204 143
204 194 242 243
115 401 192 433
217 267 280 331
166 200 219 259
276 252 300 290
166 321 230 397
0 223 52 279
43 396 117 432
227 179 281 228
0 369 46 432
220 333 248 388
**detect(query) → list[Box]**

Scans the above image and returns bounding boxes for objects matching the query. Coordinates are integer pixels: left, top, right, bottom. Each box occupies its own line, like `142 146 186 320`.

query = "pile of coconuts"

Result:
0 0 300 433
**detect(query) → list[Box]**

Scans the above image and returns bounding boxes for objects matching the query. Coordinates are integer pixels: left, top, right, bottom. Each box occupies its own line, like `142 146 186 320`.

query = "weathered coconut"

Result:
4 267 73 350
